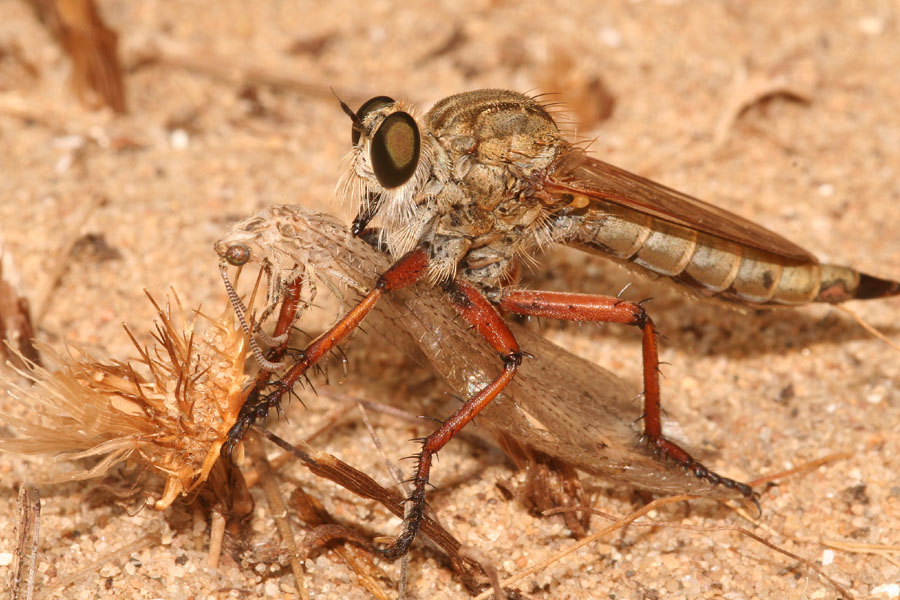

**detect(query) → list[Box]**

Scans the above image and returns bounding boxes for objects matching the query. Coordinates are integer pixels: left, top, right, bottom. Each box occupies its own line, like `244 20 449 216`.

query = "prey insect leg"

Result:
497 289 755 499
223 249 430 453
379 280 523 558
224 276 309 450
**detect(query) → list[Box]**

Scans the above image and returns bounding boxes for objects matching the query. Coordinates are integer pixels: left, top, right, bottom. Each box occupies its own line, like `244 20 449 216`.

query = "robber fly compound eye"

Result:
370 111 420 189
341 94 419 190
224 243 251 266
351 95 395 146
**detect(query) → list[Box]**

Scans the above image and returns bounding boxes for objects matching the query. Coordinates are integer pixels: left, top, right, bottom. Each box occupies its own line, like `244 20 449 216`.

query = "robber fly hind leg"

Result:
497 288 756 500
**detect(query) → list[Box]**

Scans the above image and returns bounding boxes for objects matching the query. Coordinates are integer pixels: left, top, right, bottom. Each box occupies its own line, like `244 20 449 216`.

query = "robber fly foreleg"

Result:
223 276 309 453
222 249 430 457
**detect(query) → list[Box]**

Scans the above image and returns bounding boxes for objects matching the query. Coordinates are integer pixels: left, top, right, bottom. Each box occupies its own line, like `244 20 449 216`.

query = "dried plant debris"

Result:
284 31 336 57
10 483 40 600
0 245 40 370
68 232 122 262
0 293 249 510
25 0 127 112
0 41 40 91
713 54 818 147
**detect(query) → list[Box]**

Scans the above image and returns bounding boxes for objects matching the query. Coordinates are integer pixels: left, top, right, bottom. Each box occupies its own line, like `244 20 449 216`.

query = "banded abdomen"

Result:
555 199 900 306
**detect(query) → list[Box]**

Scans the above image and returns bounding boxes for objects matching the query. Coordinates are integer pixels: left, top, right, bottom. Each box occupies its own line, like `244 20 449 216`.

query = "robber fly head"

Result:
337 95 434 240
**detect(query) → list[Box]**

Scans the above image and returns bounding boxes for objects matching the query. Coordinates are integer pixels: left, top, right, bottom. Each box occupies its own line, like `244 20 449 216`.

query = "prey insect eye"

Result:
371 111 420 189
224 243 251 266
351 96 395 146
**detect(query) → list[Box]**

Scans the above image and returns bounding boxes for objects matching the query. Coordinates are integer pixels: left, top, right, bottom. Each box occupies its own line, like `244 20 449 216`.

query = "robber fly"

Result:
219 89 899 558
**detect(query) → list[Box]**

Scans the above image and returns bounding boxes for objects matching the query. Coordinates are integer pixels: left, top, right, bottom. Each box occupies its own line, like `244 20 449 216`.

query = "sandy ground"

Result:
1 1 900 598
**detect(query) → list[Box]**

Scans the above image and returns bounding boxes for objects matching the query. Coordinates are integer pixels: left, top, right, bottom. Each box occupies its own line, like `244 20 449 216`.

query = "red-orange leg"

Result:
379 279 522 559
497 289 754 498
223 249 429 454
248 276 307 388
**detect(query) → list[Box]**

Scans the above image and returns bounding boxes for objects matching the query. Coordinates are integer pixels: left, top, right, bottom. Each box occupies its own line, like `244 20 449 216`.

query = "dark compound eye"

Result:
351 96 395 146
224 243 251 266
370 111 420 189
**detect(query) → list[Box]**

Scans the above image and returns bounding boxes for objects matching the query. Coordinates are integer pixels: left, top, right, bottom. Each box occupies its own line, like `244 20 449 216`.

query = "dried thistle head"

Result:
0 292 250 510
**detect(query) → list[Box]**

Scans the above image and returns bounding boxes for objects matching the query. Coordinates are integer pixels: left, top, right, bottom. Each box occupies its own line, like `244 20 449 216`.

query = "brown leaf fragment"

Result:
0 249 40 370
25 0 127 112
285 32 335 57
288 487 391 599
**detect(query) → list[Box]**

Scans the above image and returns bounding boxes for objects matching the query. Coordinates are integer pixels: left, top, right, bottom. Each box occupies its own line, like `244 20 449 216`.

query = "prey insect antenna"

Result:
219 261 283 371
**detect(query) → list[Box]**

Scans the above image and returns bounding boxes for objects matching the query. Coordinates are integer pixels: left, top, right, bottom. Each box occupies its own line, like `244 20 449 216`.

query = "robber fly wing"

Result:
545 151 816 264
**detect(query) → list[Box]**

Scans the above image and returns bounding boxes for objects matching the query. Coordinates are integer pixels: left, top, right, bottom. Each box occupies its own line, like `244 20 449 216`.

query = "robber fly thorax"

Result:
338 89 898 305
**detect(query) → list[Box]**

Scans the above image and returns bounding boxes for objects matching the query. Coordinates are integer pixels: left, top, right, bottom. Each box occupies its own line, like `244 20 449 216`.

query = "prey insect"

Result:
219 89 900 558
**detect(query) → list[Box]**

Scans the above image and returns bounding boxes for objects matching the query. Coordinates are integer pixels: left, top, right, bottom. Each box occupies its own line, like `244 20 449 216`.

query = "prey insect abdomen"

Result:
563 200 827 305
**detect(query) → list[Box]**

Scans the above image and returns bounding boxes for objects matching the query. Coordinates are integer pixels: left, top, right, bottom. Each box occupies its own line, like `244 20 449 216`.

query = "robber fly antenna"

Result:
334 91 366 142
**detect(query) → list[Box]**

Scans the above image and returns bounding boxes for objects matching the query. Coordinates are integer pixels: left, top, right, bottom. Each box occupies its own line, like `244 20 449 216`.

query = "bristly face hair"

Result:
336 97 436 262
0 293 250 510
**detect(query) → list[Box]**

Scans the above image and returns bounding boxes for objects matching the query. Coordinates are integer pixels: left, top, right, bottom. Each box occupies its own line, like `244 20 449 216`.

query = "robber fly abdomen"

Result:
557 198 884 306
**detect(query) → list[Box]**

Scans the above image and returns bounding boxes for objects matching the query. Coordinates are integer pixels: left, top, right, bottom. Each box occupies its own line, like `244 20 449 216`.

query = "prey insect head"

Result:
215 235 287 372
223 243 251 267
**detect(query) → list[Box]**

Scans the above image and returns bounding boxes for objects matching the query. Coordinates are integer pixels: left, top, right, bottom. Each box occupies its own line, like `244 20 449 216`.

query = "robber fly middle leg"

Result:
497 289 756 499
378 278 523 559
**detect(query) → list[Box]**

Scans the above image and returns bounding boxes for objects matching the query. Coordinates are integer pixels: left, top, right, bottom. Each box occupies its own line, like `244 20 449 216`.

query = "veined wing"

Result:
545 150 817 264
